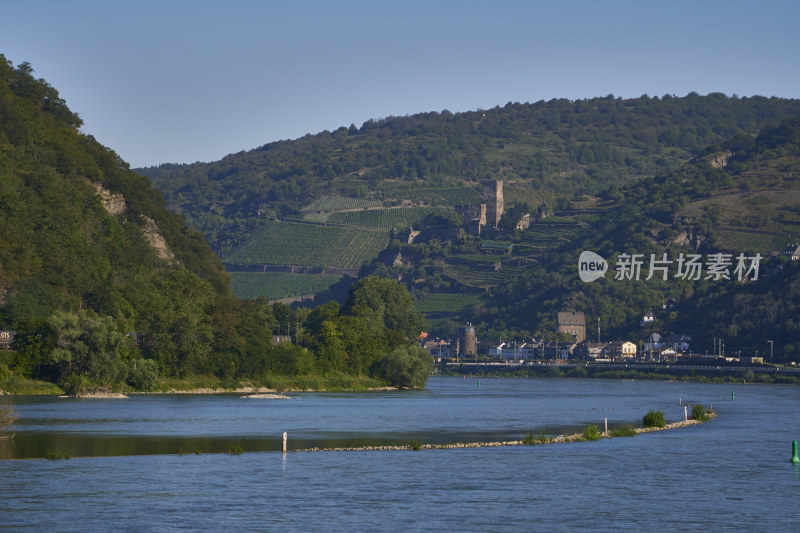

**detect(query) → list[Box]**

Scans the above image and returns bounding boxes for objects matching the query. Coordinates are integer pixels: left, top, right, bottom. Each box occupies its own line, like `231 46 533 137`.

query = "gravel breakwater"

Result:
298 413 716 453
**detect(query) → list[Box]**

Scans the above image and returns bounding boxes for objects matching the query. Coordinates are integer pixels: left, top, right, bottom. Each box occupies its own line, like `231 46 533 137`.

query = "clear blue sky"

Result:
3 0 798 168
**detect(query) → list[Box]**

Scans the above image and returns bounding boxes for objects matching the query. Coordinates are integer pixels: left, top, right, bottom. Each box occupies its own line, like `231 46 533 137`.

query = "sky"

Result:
2 0 799 168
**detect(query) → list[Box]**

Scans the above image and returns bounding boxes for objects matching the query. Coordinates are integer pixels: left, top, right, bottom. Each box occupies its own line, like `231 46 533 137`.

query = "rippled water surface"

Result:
2 377 799 531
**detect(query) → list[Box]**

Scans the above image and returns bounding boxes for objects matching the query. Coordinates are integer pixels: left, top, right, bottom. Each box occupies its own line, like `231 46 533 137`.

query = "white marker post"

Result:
282 432 287 454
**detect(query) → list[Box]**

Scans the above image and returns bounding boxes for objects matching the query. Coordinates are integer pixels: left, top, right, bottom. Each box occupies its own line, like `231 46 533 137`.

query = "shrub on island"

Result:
582 424 602 440
691 404 709 421
609 425 638 437
643 409 666 428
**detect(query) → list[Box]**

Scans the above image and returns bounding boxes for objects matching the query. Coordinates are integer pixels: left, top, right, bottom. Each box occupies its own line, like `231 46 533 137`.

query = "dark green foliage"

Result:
227 442 244 455
409 439 423 450
609 425 638 437
126 359 159 391
0 55 239 386
643 409 666 428
46 452 71 460
343 276 427 339
142 93 800 257
582 424 602 440
523 429 552 445
48 311 129 395
691 404 709 421
376 345 434 389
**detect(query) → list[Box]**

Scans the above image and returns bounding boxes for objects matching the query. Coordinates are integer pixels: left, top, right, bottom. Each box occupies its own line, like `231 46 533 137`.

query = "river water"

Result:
2 377 799 531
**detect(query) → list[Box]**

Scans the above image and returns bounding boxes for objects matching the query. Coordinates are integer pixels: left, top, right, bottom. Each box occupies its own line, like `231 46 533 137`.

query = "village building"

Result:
781 244 800 261
604 341 637 359
515 213 531 231
574 342 607 360
663 333 691 352
557 311 586 343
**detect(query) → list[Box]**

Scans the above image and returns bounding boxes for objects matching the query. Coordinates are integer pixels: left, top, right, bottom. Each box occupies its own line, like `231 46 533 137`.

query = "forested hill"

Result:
140 93 800 253
0 55 240 385
0 55 231 320
482 115 800 361
0 55 436 393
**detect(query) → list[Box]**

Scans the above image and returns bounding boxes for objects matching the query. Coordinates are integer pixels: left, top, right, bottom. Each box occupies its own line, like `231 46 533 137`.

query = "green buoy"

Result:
792 440 800 464
731 390 735 400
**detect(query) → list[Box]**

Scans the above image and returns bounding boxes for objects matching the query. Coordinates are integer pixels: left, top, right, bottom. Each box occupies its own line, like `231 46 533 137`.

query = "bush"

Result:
582 424 602 440
523 428 552 445
609 425 638 437
643 409 666 428
691 404 708 421
227 442 245 455
46 451 71 460
409 439 423 450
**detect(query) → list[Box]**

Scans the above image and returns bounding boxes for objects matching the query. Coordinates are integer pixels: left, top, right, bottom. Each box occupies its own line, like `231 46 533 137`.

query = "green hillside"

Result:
141 93 800 257
224 220 389 269
0 56 432 393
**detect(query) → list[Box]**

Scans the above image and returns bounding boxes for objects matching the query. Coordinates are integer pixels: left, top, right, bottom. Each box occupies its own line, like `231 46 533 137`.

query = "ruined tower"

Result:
484 180 503 228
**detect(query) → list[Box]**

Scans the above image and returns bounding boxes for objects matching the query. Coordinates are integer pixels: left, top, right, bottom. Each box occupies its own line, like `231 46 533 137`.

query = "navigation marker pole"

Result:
792 440 800 464
283 432 287 454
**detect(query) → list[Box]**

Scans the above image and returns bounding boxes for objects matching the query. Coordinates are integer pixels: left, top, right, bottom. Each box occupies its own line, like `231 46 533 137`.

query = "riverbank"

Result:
440 363 800 385
0 373 393 396
300 413 717 452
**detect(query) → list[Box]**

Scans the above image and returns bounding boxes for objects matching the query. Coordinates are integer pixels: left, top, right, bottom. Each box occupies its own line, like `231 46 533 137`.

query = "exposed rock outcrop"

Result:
141 216 176 263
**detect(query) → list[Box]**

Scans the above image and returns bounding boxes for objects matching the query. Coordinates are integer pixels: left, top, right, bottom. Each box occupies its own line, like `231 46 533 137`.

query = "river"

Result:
2 377 799 531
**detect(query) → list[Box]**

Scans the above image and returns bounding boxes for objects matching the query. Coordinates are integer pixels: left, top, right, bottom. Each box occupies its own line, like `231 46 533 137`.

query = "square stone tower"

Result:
484 180 503 228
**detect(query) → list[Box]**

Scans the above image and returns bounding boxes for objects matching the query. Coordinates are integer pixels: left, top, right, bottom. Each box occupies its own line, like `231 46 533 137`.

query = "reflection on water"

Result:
3 378 800 530
3 378 678 459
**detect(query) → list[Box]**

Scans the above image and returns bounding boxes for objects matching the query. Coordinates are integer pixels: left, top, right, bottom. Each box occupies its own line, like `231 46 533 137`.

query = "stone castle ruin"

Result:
455 180 504 235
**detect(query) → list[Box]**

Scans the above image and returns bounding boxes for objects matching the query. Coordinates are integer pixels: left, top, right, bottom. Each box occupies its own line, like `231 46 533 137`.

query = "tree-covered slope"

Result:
472 116 800 361
0 56 435 393
141 93 800 254
0 55 231 327
0 55 257 390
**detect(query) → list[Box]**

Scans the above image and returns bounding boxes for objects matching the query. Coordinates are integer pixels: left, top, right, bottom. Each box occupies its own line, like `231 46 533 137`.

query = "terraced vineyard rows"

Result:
301 195 382 212
301 212 331 223
327 206 455 229
231 272 342 300
328 208 407 229
380 185 482 206
713 230 793 254
521 221 586 252
442 262 529 289
224 221 389 269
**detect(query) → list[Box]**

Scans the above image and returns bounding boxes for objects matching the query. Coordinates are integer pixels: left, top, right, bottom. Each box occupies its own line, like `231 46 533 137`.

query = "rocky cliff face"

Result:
92 181 176 263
